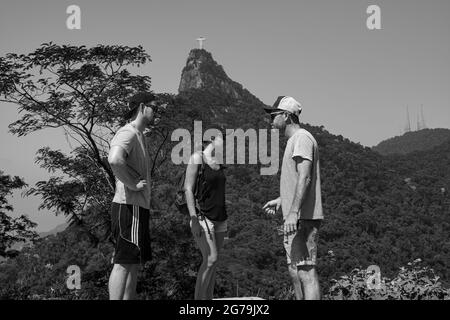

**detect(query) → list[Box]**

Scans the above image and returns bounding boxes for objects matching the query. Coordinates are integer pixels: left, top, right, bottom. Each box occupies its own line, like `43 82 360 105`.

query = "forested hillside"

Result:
373 128 450 155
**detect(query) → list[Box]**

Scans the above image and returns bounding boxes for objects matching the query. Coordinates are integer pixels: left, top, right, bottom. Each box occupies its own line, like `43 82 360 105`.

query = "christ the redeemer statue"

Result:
196 37 205 49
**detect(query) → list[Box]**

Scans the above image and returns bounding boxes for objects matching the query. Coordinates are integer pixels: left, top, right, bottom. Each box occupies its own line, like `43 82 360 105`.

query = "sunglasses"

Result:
269 111 285 120
144 102 167 115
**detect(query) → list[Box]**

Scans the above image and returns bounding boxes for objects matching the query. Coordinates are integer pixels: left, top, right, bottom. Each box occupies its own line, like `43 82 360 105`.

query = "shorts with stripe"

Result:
110 202 151 264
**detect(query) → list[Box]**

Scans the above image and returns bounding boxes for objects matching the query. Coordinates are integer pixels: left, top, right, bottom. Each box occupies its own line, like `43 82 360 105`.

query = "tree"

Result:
0 43 169 238
0 170 37 257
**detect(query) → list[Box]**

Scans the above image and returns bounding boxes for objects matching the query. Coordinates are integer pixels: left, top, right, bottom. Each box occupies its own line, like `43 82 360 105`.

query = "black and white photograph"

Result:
0 0 449 308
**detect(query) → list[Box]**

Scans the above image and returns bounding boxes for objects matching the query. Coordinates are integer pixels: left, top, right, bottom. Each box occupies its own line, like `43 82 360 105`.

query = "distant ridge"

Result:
38 222 69 238
0 222 69 260
373 128 450 155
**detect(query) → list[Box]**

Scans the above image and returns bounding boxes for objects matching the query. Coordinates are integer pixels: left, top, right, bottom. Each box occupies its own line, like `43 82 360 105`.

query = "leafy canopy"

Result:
0 171 37 257
0 43 154 236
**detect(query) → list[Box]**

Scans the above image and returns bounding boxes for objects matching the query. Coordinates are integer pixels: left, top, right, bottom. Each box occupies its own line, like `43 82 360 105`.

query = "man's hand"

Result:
263 197 281 215
133 179 147 191
284 212 298 235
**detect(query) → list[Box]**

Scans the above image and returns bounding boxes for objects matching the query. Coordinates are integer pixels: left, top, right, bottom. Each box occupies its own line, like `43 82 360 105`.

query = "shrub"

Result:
327 259 450 300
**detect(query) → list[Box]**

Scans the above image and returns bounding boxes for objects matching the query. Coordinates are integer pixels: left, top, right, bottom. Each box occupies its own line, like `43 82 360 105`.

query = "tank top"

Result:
197 163 227 222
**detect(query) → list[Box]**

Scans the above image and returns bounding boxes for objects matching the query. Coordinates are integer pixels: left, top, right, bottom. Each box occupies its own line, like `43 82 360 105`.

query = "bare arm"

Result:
184 152 202 219
288 156 312 216
108 145 144 191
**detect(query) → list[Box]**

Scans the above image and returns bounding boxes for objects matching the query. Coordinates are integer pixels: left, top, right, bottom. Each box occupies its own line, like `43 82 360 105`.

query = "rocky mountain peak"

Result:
178 49 262 104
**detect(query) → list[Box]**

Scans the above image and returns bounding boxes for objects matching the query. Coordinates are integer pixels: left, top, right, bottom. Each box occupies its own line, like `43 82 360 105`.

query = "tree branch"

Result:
150 132 169 177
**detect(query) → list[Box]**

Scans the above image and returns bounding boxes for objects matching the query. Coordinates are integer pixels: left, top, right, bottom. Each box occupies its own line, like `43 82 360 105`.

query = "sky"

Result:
1 0 449 232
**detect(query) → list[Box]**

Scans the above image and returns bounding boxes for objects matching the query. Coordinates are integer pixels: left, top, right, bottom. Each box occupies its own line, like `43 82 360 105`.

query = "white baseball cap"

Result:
264 96 302 119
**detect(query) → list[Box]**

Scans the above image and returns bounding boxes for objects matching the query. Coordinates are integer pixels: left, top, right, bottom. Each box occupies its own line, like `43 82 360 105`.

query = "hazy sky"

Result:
1 0 449 231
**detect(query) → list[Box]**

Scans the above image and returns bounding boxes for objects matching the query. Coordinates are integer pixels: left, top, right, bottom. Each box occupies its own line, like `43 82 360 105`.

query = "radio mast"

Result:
404 106 411 133
420 104 427 130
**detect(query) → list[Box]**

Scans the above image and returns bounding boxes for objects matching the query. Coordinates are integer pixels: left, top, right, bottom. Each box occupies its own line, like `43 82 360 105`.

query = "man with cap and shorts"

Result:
107 91 166 300
263 96 324 300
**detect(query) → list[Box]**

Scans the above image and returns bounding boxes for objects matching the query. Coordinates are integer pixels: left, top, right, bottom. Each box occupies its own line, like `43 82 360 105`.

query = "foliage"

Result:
0 43 166 239
0 225 112 300
327 259 450 300
0 171 38 257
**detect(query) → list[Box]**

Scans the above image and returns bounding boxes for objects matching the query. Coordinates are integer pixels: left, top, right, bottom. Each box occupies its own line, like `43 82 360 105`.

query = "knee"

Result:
288 265 298 281
298 266 317 283
206 254 218 269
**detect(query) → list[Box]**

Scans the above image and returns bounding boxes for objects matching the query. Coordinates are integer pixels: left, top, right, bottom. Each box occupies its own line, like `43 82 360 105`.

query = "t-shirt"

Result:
280 129 323 220
110 123 151 209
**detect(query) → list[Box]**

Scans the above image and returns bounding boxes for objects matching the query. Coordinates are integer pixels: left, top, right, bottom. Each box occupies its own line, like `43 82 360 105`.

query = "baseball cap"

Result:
264 96 302 119
124 92 157 120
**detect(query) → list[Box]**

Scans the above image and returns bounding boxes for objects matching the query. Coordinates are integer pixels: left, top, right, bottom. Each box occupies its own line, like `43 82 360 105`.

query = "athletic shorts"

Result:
110 202 151 264
190 216 228 233
283 219 321 267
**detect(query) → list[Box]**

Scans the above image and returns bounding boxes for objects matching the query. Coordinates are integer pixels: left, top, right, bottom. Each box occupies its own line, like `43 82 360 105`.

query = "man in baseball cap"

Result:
264 96 302 121
263 95 324 300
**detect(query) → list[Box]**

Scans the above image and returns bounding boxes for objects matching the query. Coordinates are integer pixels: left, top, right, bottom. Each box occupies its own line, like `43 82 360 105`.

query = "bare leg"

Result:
123 264 139 300
206 232 226 299
193 231 218 300
288 264 304 300
109 264 131 300
298 265 321 300
194 256 207 299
